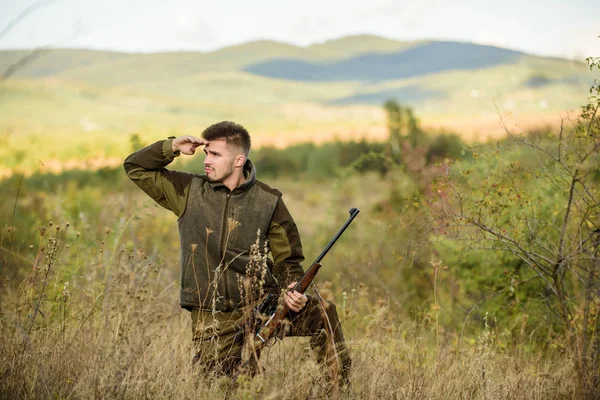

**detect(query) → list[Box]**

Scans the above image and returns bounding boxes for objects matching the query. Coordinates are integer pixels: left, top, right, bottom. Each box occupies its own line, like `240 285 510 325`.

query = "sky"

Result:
0 0 598 60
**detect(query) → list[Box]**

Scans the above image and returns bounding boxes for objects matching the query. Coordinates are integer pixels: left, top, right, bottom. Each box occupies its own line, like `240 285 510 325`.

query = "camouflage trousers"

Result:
190 296 351 382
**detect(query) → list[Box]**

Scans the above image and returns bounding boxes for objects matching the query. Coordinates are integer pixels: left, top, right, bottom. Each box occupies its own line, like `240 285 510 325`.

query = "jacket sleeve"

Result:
123 138 193 217
267 197 305 287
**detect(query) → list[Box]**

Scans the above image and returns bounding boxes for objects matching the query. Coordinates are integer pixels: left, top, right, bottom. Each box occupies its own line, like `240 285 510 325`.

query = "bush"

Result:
425 133 467 163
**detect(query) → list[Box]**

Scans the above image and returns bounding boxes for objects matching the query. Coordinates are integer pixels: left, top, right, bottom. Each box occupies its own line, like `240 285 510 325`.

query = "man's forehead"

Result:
204 138 244 156
204 139 227 150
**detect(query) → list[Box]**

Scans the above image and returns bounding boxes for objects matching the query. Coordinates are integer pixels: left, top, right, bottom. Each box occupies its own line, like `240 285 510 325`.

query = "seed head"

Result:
227 218 240 233
44 237 60 273
62 282 70 300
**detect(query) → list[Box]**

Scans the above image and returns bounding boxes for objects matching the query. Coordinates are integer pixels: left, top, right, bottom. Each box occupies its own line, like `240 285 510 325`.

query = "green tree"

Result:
431 57 600 398
405 107 423 148
384 99 403 162
383 100 425 155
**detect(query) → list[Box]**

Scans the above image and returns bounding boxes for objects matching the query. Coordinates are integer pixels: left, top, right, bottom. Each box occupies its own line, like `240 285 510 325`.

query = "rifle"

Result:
253 207 360 349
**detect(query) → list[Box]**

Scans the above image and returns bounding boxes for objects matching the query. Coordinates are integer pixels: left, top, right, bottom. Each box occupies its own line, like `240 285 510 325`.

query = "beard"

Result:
205 161 235 183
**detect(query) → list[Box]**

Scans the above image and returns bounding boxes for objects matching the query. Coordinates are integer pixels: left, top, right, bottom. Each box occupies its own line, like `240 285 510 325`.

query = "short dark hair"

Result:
201 121 251 156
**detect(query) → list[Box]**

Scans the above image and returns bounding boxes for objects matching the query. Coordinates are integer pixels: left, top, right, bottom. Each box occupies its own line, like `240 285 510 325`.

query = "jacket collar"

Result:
206 159 256 193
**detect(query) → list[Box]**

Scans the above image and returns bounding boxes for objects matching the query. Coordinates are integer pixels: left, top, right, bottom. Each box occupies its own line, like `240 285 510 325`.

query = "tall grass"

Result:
0 230 577 399
0 168 578 399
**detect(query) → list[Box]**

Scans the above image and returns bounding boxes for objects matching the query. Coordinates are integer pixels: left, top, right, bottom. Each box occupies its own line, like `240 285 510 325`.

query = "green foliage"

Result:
432 239 550 333
129 133 144 152
384 99 403 161
428 68 600 392
425 132 467 163
185 139 390 179
383 100 429 161
581 56 600 134
0 36 598 398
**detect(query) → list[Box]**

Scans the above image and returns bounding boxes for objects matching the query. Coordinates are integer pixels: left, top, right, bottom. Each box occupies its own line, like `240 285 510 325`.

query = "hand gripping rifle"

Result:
253 207 360 349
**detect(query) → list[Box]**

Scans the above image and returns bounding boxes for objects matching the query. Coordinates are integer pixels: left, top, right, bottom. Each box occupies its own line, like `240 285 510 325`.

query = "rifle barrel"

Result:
293 208 360 293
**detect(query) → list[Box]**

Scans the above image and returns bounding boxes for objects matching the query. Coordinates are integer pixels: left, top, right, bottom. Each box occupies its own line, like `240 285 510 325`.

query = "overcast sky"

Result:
0 0 598 59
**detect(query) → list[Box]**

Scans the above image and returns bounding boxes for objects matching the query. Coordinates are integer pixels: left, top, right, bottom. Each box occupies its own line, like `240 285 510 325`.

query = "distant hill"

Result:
307 35 420 59
0 49 129 78
245 41 524 81
0 36 588 87
0 34 596 171
0 35 421 80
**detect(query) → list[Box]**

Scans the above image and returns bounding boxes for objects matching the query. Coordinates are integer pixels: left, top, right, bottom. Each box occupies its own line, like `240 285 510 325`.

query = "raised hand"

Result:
172 135 208 155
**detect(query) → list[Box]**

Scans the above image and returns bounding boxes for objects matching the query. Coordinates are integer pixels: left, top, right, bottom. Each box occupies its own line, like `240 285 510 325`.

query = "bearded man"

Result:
124 121 350 382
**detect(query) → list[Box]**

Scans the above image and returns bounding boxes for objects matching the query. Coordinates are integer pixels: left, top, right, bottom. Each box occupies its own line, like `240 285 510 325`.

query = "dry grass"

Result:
0 168 583 399
0 227 577 399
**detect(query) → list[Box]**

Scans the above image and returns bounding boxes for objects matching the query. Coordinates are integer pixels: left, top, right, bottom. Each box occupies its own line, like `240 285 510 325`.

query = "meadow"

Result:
1 116 597 399
1 40 598 399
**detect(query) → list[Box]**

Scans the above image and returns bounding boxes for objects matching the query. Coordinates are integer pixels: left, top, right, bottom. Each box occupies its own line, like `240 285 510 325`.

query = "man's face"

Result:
202 139 241 183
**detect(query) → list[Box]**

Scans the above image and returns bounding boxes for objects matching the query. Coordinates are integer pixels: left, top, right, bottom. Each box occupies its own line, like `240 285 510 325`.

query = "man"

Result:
123 121 350 382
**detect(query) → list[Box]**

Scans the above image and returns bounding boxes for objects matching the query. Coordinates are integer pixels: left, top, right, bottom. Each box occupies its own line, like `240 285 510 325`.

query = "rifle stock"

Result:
293 262 322 293
254 207 360 347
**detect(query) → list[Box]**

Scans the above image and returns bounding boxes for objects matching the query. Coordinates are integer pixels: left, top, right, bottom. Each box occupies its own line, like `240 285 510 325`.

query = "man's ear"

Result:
234 154 246 167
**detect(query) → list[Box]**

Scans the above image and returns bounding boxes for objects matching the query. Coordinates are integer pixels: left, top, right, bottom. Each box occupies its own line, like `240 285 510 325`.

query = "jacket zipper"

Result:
220 192 232 307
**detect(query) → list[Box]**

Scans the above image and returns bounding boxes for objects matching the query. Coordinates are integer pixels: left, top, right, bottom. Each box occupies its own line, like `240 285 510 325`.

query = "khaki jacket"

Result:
124 139 305 311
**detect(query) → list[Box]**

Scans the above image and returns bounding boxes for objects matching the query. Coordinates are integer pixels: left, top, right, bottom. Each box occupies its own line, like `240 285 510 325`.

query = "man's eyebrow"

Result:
204 148 221 156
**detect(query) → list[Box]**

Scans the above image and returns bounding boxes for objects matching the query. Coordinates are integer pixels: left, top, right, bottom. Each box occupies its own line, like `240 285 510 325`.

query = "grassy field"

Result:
0 167 580 399
1 37 597 398
0 73 588 175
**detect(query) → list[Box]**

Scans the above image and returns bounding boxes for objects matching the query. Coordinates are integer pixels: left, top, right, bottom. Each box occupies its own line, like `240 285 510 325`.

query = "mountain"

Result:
0 34 595 167
0 35 589 94
0 35 419 80
0 35 588 87
307 35 420 59
245 41 524 81
0 49 129 79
